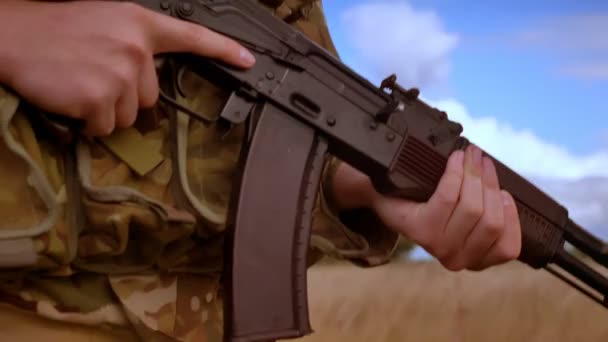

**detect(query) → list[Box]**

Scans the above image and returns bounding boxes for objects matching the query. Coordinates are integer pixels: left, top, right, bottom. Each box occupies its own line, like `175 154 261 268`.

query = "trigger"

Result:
157 63 218 125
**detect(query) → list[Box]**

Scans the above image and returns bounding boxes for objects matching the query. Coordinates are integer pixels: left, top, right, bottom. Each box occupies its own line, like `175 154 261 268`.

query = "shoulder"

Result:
260 0 340 57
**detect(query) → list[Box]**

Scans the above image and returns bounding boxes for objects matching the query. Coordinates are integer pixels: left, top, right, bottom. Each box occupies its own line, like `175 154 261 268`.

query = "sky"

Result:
319 0 608 257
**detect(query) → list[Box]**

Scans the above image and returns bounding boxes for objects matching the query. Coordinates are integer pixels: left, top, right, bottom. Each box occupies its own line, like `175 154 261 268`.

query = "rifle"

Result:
76 0 608 341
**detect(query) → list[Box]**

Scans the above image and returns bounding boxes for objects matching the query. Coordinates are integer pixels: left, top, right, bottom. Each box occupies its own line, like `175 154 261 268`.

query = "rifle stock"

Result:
56 0 608 341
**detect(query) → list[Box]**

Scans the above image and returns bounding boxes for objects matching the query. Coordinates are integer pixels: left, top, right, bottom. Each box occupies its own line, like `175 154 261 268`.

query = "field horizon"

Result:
290 259 608 342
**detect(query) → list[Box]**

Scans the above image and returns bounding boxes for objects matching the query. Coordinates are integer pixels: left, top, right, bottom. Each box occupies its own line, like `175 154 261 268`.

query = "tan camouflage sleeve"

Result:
309 157 401 267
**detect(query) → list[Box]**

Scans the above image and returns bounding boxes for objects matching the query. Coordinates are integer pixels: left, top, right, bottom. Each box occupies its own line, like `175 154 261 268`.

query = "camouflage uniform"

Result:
0 1 399 341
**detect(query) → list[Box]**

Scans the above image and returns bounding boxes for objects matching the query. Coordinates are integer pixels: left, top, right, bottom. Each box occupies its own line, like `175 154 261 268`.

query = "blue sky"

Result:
322 0 607 156
319 0 608 245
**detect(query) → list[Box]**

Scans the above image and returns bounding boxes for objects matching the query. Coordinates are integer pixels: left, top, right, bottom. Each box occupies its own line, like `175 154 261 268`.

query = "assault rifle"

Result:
101 0 608 341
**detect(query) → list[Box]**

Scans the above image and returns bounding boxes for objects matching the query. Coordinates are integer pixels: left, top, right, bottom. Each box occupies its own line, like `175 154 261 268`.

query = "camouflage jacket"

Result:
0 1 399 341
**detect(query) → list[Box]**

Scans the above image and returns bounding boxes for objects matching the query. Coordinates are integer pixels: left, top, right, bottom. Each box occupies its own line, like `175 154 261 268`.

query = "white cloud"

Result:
512 15 608 52
429 99 608 181
509 14 608 81
339 1 458 88
558 63 608 81
531 177 608 234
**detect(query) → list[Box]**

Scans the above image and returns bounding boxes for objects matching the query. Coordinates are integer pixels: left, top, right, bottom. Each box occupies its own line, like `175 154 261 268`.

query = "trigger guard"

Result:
156 62 218 125
176 65 189 99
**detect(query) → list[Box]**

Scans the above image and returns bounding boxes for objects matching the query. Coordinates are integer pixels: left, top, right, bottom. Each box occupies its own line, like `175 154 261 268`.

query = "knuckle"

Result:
508 242 522 260
115 106 137 129
480 216 504 238
82 85 111 109
113 47 143 88
97 123 115 137
462 201 483 221
86 119 114 138
496 242 521 262
435 188 458 208
122 39 147 64
440 257 465 272
112 67 133 89
147 93 159 107
141 88 159 108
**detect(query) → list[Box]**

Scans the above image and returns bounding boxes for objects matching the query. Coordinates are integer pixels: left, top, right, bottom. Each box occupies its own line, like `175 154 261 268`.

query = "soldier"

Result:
0 0 521 341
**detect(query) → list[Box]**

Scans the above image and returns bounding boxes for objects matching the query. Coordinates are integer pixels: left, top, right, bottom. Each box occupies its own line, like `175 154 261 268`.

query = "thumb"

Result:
142 7 256 68
369 186 423 238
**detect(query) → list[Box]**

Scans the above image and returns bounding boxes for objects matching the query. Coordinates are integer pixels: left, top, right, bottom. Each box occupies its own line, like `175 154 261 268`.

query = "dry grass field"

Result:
292 260 608 342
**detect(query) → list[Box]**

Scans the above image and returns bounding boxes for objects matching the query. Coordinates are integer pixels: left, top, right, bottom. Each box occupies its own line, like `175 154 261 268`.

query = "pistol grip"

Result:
224 102 327 342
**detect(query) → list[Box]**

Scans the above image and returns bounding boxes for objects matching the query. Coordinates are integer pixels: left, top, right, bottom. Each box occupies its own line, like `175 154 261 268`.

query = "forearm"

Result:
326 160 377 212
314 157 401 267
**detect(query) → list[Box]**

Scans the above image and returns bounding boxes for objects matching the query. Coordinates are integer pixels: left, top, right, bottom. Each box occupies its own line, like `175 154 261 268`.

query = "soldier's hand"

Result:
331 144 522 271
0 0 255 136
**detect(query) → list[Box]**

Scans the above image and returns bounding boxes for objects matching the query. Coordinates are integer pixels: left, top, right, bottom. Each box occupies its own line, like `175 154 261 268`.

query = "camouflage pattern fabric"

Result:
0 1 400 341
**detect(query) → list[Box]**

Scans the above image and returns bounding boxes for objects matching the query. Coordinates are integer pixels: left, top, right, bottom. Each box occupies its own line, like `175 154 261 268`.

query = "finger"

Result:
459 157 504 269
405 148 464 247
143 9 256 67
114 84 139 129
370 149 464 243
469 191 522 270
138 56 159 108
437 145 484 268
83 104 116 137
